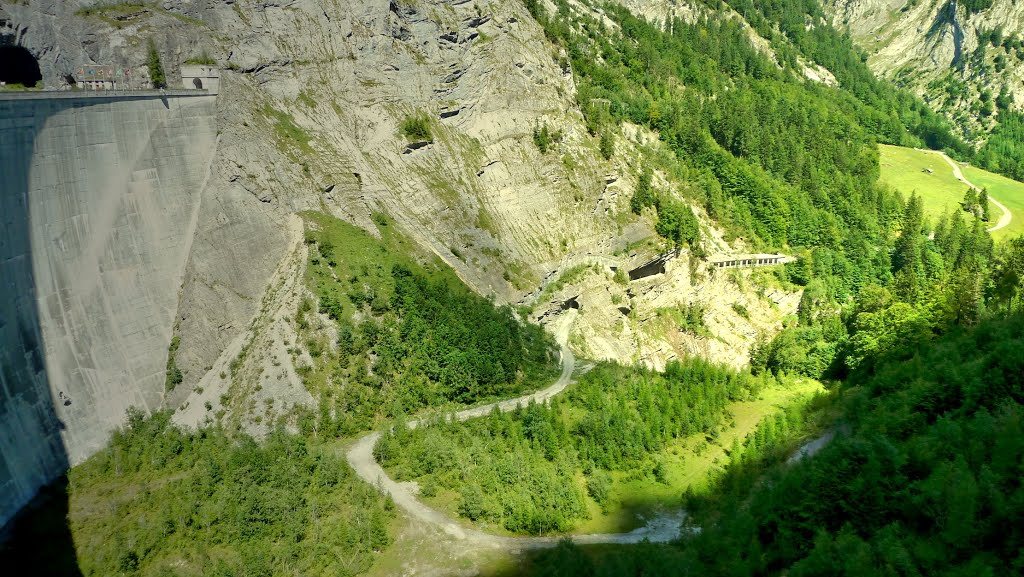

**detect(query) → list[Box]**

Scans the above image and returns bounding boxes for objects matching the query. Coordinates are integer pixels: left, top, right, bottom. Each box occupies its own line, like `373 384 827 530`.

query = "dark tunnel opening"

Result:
0 46 42 88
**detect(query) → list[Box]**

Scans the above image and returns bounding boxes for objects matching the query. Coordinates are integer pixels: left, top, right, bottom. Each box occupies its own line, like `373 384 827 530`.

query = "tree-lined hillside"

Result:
297 212 557 435
494 311 1024 576
528 0 969 299
376 360 800 534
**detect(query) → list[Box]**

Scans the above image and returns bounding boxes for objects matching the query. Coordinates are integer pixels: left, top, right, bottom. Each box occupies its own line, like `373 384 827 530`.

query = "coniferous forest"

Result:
491 1 1024 574
376 361 789 534
496 314 1024 577
4 1 1024 576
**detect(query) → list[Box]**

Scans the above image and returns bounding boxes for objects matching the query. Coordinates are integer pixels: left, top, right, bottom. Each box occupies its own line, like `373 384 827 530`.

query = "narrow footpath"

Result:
345 310 685 550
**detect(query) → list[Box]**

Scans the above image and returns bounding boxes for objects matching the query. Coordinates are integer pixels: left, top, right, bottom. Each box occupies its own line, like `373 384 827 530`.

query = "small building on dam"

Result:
181 65 220 94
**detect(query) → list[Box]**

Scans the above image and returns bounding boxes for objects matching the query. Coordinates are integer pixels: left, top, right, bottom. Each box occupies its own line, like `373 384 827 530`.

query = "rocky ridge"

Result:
825 0 1024 138
3 0 799 434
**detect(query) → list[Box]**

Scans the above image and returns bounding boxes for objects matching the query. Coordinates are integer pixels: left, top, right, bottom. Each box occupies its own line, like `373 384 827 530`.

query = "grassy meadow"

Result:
879 144 1024 240
571 378 823 534
960 165 1024 239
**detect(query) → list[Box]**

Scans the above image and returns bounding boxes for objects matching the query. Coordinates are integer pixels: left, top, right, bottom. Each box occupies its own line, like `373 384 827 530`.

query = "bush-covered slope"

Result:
296 212 557 435
2 412 395 577
490 313 1024 576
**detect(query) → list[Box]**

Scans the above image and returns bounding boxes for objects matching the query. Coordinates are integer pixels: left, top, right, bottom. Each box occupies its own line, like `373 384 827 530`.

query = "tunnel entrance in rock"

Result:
193 77 203 89
0 46 42 88
562 296 581 311
628 260 666 281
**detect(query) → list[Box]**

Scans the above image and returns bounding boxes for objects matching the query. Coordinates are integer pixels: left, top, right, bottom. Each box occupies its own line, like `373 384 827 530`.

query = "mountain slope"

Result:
826 0 1024 139
1 0 797 442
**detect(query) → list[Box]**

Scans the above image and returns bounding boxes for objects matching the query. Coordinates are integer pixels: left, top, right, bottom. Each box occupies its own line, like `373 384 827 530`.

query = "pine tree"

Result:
729 436 743 464
599 129 615 160
893 194 924 277
944 265 983 326
978 188 990 221
630 167 654 214
147 39 166 89
533 121 551 154
962 188 978 217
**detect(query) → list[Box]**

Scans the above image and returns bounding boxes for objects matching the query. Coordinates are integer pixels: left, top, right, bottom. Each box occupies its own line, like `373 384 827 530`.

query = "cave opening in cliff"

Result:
0 46 42 88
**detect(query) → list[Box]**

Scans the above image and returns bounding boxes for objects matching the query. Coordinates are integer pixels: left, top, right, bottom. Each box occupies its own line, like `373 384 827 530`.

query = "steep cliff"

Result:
825 0 1024 138
0 0 797 502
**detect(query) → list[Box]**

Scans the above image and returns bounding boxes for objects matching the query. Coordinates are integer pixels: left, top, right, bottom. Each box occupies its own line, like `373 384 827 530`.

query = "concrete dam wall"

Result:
0 92 217 527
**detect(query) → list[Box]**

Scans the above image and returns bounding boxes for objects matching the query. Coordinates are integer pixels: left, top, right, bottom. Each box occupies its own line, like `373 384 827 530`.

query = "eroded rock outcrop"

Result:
826 0 1024 135
0 2 802 523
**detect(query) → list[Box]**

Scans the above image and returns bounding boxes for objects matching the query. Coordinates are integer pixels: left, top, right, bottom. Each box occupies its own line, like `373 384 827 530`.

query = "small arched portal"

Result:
0 46 42 88
628 260 666 281
193 77 203 89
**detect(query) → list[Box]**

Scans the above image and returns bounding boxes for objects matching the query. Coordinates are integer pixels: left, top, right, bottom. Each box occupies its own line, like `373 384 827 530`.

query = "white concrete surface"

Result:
0 93 216 526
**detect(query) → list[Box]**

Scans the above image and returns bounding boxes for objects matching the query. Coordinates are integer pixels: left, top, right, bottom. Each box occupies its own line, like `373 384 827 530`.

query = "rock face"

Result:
0 0 801 525
825 0 1024 136
0 92 216 527
0 0 209 89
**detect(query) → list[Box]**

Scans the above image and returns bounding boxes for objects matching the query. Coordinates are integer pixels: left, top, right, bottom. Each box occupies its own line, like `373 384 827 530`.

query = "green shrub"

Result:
533 121 564 153
586 470 613 511
630 167 655 215
599 129 615 159
652 460 668 484
400 114 432 141
146 38 166 88
613 268 629 285
183 51 216 65
164 335 182 391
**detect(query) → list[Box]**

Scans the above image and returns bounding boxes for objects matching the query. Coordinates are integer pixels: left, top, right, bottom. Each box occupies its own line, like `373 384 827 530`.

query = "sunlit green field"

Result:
879 144 976 222
571 378 823 534
960 165 1024 240
879 144 1024 240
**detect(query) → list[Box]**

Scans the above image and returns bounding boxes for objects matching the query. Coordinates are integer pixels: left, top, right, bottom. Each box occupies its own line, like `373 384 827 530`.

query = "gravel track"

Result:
929 150 1012 233
345 311 685 549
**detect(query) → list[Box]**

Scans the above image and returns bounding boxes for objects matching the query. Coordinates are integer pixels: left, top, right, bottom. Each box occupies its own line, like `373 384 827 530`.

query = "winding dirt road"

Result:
929 150 1012 233
345 310 685 549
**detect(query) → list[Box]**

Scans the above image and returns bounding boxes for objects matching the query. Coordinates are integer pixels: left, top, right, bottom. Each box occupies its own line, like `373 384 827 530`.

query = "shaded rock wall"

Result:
0 92 216 527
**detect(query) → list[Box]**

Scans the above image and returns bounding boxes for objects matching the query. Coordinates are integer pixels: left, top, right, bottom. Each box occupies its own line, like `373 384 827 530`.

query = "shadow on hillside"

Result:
476 540 688 577
0 476 83 576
